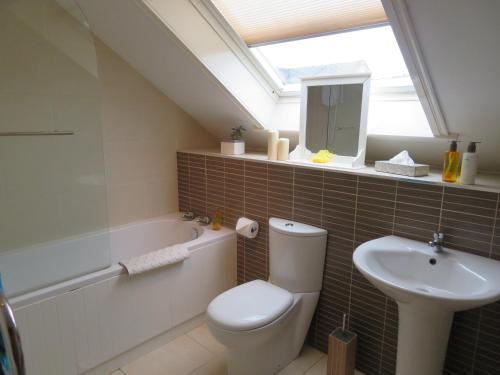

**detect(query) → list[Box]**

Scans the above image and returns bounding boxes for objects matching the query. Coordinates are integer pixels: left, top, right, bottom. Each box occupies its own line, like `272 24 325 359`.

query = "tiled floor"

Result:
108 323 339 375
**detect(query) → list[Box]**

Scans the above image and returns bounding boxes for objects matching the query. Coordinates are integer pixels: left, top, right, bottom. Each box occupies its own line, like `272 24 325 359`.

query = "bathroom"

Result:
1 0 499 375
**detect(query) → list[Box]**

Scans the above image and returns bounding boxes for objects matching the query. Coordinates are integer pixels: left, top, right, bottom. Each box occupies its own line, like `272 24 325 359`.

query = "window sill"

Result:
180 149 500 194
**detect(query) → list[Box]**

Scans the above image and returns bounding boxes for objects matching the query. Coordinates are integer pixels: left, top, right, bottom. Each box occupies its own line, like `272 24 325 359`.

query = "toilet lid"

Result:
207 280 294 331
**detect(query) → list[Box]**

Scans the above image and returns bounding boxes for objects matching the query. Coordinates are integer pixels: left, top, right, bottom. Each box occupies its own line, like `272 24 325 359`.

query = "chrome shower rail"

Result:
0 292 25 375
0 130 74 136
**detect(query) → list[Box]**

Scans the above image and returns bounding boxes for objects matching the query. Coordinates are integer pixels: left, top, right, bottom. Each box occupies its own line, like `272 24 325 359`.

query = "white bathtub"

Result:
9 214 236 375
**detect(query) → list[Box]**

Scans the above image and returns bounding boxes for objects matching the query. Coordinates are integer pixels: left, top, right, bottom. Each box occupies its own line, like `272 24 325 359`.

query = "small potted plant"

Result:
221 126 246 155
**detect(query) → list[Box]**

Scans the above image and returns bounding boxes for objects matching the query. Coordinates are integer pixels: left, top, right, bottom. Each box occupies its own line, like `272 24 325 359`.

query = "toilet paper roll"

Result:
236 217 259 239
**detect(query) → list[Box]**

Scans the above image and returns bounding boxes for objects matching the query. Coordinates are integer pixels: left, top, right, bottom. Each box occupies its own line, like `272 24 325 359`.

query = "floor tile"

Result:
304 356 327 375
187 324 226 354
278 345 325 375
189 354 227 375
108 371 125 375
302 355 365 375
121 334 214 375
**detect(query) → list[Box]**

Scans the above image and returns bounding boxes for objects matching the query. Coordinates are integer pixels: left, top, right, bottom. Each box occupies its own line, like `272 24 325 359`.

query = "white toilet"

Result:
207 218 327 375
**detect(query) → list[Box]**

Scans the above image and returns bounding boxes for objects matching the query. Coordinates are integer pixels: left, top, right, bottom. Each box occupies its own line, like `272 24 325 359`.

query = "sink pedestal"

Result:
396 302 453 375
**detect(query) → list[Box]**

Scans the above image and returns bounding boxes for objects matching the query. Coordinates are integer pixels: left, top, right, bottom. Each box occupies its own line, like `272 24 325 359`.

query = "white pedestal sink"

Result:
353 236 500 375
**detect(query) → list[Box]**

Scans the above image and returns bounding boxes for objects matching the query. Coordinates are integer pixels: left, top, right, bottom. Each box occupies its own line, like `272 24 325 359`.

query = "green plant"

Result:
230 126 246 141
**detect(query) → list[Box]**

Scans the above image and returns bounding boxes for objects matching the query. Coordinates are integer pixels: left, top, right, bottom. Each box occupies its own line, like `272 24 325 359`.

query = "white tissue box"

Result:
221 141 245 155
375 161 430 177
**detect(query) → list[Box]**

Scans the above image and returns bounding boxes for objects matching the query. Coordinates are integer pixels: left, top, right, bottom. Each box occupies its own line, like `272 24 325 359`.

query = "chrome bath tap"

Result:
195 215 212 226
181 211 195 221
429 231 445 253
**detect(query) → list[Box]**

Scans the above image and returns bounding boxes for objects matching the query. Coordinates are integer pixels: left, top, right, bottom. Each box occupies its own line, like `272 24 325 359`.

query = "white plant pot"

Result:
221 140 245 155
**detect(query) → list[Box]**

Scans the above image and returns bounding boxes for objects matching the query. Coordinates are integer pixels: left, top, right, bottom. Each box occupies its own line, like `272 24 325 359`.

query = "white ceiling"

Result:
78 0 500 171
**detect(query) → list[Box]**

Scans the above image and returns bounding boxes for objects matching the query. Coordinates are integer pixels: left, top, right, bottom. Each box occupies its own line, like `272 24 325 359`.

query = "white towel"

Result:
120 244 190 276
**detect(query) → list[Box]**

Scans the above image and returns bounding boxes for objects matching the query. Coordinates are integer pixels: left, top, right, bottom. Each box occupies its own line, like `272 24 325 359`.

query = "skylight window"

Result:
251 25 410 91
250 25 433 137
206 0 435 137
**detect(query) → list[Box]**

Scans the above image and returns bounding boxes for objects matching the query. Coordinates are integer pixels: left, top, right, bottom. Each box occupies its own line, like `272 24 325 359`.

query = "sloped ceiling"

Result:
406 0 500 143
78 0 500 171
341 0 500 172
77 0 264 143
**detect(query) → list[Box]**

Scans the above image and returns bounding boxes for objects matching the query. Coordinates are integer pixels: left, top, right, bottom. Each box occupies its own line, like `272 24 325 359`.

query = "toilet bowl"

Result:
207 218 327 375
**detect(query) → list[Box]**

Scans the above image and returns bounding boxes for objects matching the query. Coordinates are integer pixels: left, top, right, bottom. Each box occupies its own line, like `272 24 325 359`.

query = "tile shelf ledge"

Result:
180 149 500 194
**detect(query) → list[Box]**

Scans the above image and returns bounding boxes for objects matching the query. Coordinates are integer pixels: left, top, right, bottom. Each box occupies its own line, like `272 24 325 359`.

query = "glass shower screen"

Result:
0 0 111 296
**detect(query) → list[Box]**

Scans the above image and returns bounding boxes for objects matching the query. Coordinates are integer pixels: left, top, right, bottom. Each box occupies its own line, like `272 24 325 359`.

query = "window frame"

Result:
191 0 449 137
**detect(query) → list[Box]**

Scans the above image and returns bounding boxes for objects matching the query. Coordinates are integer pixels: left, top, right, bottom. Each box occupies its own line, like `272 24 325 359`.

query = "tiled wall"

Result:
97 40 217 227
177 152 500 375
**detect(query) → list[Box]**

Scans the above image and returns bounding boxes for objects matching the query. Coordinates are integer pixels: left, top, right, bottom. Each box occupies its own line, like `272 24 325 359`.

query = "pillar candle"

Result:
267 130 279 160
277 138 290 161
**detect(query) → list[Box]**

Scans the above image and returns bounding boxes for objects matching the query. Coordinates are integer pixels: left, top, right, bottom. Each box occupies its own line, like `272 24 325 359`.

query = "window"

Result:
206 0 435 137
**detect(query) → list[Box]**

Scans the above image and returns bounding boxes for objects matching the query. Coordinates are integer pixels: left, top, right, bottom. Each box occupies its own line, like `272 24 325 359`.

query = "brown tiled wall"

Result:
177 152 500 375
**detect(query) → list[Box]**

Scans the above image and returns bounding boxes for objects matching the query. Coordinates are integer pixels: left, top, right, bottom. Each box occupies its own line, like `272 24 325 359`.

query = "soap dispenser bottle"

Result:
442 140 460 182
460 142 480 185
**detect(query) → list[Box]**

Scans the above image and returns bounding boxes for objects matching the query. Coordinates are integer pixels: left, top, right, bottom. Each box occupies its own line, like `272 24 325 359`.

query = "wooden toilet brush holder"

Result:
327 314 357 375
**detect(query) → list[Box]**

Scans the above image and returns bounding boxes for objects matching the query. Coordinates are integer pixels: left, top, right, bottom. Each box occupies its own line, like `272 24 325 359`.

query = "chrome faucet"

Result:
181 211 195 221
429 231 445 253
195 215 212 226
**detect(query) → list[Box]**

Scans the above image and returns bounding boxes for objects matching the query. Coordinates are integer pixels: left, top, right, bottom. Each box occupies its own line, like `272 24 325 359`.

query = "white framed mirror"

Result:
295 70 371 168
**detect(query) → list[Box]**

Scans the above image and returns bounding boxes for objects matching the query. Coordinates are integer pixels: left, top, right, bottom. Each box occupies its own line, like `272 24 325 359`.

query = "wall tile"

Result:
224 159 244 229
355 176 396 245
394 182 442 242
188 154 207 216
268 164 293 219
293 168 323 227
244 161 268 281
177 153 500 375
314 235 354 351
473 301 500 374
177 152 190 212
489 197 500 260
98 38 217 227
206 156 224 217
322 171 357 241
444 308 481 375
441 187 496 257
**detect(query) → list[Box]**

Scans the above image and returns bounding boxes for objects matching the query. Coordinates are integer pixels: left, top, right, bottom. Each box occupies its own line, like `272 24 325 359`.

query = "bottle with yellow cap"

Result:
442 140 460 182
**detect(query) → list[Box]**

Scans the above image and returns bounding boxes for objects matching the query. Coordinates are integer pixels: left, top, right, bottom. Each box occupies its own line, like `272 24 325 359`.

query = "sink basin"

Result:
354 235 500 311
353 235 500 375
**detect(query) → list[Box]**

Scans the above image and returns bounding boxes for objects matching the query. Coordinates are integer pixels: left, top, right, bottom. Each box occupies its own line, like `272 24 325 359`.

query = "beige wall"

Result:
96 40 217 226
0 0 216 254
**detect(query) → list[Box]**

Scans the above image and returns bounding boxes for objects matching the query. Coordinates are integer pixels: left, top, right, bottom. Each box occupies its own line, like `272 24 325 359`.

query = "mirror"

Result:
306 84 363 157
296 71 371 168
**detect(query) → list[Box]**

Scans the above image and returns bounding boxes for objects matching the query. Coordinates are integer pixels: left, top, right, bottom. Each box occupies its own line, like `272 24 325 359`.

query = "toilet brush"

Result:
327 313 357 375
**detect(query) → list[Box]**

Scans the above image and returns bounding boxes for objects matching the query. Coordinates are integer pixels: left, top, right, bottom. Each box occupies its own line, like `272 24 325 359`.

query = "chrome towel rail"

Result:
0 130 74 136
0 292 25 375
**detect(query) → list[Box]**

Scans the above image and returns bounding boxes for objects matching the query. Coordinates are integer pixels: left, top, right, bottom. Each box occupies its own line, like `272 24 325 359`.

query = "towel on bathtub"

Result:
119 244 190 276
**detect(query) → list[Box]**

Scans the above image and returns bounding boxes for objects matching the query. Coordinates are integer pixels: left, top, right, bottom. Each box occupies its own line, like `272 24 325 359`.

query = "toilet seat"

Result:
207 280 293 331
